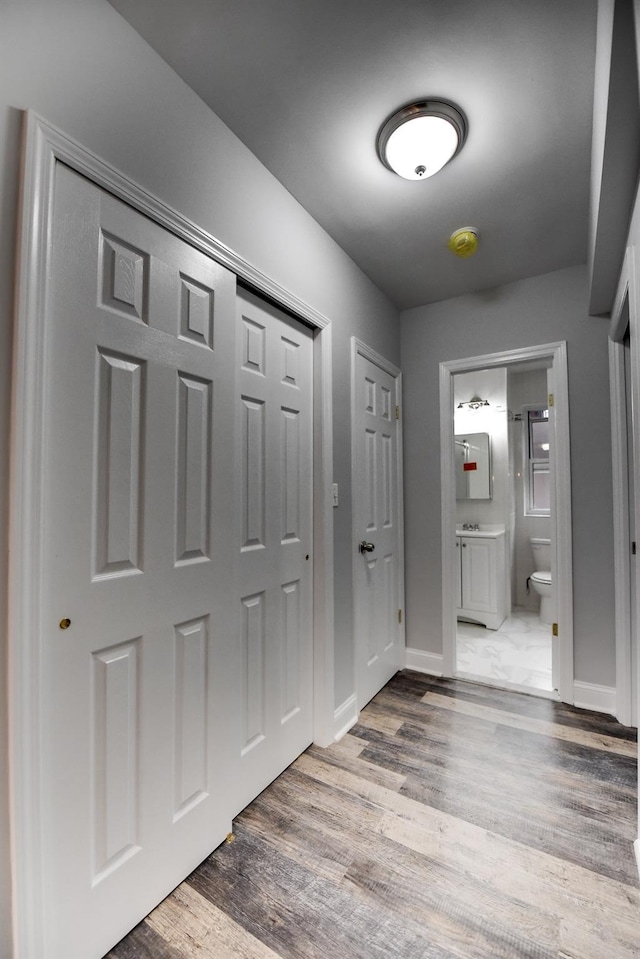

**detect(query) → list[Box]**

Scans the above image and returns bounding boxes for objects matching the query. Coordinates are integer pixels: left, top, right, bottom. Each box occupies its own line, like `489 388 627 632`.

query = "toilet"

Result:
529 537 553 625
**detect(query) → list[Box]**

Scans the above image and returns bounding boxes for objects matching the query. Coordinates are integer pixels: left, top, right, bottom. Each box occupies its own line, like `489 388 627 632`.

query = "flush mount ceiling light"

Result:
377 100 467 180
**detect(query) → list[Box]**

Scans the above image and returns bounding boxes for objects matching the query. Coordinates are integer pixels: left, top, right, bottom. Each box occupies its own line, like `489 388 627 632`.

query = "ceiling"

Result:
107 0 598 310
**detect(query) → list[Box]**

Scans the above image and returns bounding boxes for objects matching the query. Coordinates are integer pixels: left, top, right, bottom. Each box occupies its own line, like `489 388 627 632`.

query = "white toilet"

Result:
529 537 553 625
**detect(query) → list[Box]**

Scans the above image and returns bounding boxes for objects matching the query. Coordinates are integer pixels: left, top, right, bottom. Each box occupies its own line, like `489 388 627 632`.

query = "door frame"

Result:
8 111 335 957
609 247 637 727
350 337 405 713
439 342 573 703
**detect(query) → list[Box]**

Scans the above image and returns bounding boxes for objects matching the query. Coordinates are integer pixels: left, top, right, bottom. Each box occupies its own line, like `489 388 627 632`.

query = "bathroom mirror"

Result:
454 432 491 499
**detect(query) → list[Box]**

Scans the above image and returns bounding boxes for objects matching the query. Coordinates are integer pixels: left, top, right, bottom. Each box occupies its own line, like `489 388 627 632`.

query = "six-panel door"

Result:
353 350 402 710
233 290 314 813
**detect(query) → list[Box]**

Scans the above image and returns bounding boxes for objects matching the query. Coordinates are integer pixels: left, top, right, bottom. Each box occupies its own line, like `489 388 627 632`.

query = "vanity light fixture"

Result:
377 100 467 180
457 397 490 411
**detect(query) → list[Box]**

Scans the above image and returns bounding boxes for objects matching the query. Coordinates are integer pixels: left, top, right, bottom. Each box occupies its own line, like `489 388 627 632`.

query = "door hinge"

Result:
552 622 558 637
398 609 402 624
548 393 554 407
395 405 400 420
632 541 637 556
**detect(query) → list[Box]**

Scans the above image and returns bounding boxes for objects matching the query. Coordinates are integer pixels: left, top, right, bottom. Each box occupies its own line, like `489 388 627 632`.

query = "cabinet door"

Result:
461 537 496 613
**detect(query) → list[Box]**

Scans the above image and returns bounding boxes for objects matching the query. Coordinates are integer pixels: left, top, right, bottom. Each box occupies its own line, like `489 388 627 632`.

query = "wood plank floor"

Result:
107 673 639 959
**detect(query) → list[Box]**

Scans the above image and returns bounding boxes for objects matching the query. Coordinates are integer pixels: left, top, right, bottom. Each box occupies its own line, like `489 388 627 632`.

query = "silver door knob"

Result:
359 541 375 553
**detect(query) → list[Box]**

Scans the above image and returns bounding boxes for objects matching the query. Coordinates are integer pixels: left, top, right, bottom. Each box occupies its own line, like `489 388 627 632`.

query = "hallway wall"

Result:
0 3 400 954
401 264 615 689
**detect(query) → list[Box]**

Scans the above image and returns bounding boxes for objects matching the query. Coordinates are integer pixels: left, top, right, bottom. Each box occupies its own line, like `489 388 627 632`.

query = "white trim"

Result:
609 338 632 723
350 338 405 710
8 105 52 959
439 342 574 703
608 249 634 727
313 323 335 747
628 246 640 860
395 371 406 656
9 110 335 957
440 363 456 679
404 648 444 676
332 695 359 741
572 681 617 717
610 249 632 342
352 338 402 373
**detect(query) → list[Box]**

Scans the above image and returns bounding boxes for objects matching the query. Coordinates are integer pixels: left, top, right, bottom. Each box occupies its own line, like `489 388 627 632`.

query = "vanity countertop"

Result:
456 525 505 539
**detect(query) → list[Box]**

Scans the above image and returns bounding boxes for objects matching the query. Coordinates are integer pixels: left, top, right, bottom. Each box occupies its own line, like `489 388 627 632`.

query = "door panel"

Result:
233 290 314 814
353 350 402 709
41 163 238 958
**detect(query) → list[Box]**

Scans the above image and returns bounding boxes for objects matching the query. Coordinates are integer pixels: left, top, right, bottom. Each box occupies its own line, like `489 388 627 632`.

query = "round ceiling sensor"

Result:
448 226 479 258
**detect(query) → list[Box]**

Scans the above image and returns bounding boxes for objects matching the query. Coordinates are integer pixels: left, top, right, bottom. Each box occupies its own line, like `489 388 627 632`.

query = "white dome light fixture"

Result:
377 100 467 180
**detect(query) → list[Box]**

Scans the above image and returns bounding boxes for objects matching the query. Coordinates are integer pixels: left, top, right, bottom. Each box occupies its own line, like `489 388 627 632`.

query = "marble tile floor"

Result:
456 607 554 695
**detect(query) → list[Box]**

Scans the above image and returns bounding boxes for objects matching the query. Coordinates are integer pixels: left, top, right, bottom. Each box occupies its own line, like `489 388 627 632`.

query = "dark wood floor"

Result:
108 672 639 959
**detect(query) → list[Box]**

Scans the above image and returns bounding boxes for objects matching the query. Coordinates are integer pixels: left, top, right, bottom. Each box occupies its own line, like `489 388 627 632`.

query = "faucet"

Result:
462 522 480 531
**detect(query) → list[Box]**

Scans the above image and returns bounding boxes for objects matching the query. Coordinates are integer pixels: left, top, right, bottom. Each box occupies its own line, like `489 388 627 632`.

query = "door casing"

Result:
610 247 640 877
439 342 573 703
609 248 638 728
8 110 335 958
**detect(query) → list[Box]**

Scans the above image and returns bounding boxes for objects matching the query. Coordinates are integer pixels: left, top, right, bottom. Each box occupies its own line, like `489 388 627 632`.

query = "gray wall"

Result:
401 264 615 688
0 2 400 954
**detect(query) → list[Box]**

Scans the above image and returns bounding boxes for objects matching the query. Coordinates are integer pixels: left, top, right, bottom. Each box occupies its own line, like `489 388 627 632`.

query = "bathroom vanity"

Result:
455 527 507 630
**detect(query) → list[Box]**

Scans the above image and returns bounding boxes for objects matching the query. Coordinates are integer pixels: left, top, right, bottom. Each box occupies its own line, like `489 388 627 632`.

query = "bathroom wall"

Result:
453 368 509 531
507 368 552 609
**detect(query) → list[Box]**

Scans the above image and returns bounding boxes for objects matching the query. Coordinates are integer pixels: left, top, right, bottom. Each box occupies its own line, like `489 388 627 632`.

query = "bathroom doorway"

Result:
439 343 573 703
453 364 553 694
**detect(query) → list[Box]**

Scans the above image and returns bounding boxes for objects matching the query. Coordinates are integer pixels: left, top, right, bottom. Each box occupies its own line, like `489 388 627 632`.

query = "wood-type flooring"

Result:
107 672 639 959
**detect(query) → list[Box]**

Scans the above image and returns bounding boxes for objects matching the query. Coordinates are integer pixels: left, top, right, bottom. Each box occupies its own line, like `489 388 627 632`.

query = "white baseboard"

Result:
572 680 616 717
404 647 444 676
333 693 358 741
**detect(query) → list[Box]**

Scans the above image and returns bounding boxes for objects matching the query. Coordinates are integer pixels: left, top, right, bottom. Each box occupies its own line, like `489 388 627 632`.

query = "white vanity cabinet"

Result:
455 529 506 630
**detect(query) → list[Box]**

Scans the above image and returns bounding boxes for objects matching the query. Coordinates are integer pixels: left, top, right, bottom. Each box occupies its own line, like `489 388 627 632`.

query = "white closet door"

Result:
233 289 314 813
40 163 237 959
353 350 403 709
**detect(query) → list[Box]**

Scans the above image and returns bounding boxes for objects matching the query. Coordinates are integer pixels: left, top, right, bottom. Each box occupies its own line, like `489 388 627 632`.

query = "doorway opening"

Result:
440 343 573 703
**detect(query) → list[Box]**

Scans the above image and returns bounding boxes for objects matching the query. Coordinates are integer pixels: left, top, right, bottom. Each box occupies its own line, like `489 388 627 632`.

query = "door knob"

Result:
359 541 375 553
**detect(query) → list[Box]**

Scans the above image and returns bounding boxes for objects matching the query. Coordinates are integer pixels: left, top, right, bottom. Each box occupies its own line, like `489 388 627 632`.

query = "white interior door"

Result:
352 345 403 710
233 289 314 813
40 163 238 959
